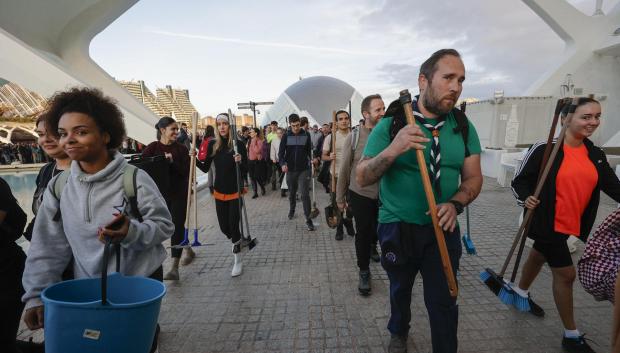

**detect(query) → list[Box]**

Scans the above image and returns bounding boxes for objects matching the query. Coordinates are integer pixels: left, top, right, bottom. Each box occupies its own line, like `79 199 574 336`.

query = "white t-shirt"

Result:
322 129 350 176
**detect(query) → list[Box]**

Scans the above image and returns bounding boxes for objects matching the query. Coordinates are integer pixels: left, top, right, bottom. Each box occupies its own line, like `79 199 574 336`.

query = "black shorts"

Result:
532 239 573 268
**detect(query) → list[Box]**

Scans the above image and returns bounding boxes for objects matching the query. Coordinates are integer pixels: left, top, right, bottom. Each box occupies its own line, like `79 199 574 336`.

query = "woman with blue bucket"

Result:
21 87 174 353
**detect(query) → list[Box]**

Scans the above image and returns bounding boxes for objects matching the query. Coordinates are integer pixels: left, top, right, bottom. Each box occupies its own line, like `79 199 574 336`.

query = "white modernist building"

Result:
465 0 620 184
262 76 364 128
0 0 159 144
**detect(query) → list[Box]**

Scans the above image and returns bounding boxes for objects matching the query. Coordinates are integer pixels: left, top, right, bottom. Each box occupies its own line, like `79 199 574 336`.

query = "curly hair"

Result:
42 87 126 150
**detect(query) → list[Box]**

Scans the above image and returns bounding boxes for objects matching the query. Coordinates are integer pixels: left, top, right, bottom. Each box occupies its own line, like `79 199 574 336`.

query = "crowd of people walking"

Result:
4 48 620 353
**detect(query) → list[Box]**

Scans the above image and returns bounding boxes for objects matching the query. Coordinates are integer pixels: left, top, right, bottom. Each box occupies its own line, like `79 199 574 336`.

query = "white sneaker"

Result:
231 253 243 277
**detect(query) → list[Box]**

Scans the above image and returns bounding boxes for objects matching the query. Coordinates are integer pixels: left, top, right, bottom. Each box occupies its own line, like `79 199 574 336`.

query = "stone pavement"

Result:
18 177 617 352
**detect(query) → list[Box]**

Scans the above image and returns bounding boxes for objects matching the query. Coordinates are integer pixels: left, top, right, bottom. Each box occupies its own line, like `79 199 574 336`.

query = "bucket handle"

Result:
101 238 121 305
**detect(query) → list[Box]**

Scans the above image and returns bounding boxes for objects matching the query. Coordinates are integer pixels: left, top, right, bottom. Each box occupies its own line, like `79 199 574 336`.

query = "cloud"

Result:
377 63 419 88
357 0 566 98
144 29 385 56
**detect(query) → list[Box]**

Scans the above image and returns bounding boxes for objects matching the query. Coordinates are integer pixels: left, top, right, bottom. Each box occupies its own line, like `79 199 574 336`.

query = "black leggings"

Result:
167 197 188 258
0 247 26 353
215 198 242 244
248 160 266 194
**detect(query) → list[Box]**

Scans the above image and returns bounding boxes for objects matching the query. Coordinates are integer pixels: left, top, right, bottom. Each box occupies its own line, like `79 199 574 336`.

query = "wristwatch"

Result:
448 200 464 215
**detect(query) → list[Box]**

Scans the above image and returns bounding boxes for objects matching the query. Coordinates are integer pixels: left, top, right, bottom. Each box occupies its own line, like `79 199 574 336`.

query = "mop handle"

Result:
400 89 458 298
508 98 566 282
229 110 246 240
331 111 337 193
499 97 578 276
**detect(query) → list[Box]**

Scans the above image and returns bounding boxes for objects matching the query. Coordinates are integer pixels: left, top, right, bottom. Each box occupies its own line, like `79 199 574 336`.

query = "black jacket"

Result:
197 138 248 195
511 138 620 243
279 129 312 172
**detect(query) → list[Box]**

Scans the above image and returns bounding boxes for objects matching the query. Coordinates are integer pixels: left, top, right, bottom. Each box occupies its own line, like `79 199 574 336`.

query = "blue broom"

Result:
462 205 476 255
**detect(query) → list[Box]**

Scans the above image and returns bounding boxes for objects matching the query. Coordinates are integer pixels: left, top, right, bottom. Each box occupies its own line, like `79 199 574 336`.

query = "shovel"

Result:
310 161 320 219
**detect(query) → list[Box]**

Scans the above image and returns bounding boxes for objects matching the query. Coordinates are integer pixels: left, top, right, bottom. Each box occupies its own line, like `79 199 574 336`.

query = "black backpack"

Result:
385 99 470 157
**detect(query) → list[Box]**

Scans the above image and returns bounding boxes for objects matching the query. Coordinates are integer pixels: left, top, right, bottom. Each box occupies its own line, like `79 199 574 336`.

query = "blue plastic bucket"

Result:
41 241 166 353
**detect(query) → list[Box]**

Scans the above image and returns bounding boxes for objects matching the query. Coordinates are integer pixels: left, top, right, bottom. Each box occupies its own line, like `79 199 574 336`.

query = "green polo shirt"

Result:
363 113 481 225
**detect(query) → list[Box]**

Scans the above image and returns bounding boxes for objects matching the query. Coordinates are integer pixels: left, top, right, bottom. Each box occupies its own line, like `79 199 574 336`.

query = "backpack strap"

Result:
122 164 143 222
452 108 470 157
51 170 71 222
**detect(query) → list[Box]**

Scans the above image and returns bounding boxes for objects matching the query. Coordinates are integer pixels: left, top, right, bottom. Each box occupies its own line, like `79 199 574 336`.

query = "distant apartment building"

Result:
0 80 201 127
119 80 199 126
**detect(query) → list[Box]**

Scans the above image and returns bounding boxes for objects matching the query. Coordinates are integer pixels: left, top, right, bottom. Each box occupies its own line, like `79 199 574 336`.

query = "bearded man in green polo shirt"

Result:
357 48 483 353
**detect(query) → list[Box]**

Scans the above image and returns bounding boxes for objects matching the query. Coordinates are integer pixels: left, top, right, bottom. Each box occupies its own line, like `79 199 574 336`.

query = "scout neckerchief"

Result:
412 95 447 197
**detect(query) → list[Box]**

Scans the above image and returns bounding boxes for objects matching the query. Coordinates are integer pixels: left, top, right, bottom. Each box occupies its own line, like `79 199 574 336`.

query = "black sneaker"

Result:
370 246 381 263
335 231 344 241
345 220 355 236
528 294 545 317
388 334 407 353
562 334 596 353
306 219 315 231
358 270 371 296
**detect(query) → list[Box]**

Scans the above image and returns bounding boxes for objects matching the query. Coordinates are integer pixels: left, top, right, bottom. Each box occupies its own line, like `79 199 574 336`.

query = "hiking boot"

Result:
528 294 545 317
288 210 295 220
181 247 196 266
163 267 179 281
371 246 381 262
306 219 315 231
358 270 371 296
388 334 408 353
562 334 596 353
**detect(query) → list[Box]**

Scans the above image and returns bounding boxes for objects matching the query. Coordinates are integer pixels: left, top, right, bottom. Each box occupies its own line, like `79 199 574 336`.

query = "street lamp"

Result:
237 101 274 127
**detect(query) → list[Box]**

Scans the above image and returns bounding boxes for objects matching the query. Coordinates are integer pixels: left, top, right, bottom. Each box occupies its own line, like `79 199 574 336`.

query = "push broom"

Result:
480 97 578 303
176 112 203 249
458 101 477 255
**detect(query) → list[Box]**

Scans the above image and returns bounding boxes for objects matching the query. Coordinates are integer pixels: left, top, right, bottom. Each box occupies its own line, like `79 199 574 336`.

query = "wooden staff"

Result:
399 89 458 298
331 110 337 192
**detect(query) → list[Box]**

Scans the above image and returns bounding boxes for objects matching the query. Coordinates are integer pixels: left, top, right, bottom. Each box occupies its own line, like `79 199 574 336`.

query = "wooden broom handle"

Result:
331 110 337 192
399 89 458 298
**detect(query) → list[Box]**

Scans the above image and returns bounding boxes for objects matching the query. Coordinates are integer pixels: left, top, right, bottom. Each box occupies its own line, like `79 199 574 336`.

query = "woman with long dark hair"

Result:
247 127 267 198
512 97 620 352
142 116 194 280
197 113 248 276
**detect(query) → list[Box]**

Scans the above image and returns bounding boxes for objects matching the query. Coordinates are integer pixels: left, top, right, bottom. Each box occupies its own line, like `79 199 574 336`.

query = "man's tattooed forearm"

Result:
358 154 394 186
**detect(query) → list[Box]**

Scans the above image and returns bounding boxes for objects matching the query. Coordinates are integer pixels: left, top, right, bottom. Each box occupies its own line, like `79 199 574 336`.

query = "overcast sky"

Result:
91 0 616 117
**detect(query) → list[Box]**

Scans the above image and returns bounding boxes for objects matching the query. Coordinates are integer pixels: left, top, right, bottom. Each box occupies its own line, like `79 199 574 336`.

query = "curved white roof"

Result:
263 76 363 127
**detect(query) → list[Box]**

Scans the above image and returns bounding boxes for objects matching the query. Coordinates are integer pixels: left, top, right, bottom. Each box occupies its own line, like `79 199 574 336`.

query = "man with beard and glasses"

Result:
356 49 483 353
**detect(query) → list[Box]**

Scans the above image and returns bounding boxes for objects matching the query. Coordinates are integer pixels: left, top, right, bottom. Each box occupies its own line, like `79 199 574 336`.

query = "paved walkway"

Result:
19 177 617 352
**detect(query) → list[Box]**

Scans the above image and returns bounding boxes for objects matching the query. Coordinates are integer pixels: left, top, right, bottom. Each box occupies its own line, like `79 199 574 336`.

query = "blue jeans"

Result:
378 222 462 353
